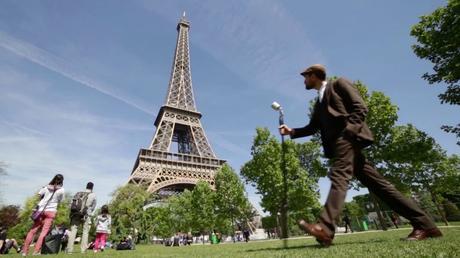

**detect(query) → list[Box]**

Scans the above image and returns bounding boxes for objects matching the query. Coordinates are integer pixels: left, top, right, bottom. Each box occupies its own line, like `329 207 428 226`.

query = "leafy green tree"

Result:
384 125 454 225
214 164 252 237
295 141 328 181
168 189 194 233
411 0 460 143
261 215 277 234
143 205 174 240
190 181 216 238
432 155 460 221
343 201 366 228
433 154 460 197
109 184 151 241
241 128 321 235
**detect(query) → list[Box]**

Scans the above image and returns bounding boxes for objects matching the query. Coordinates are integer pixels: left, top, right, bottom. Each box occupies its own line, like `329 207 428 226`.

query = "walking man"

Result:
279 64 442 247
66 182 97 254
343 214 353 233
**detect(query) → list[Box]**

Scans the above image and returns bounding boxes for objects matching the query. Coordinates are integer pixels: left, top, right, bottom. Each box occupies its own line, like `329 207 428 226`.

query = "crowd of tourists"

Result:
1 174 115 256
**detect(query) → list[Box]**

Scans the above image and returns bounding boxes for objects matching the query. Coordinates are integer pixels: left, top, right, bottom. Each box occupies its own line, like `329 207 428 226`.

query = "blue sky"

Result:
0 0 457 215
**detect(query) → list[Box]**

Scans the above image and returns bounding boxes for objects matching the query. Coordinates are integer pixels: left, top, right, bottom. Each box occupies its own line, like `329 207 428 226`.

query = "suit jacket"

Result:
291 77 374 157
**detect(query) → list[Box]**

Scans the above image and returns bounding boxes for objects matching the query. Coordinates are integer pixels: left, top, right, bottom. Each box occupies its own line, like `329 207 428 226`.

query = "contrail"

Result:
0 31 154 115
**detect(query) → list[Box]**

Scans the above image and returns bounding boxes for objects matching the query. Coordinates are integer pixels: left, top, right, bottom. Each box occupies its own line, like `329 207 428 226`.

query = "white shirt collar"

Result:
318 81 327 102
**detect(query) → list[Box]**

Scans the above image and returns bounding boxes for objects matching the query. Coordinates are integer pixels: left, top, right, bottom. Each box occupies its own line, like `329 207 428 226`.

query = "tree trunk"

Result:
231 216 235 243
354 216 361 231
430 191 449 226
370 193 387 231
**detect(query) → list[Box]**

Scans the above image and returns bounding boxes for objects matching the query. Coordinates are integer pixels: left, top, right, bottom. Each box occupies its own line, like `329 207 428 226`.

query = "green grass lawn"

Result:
14 226 460 257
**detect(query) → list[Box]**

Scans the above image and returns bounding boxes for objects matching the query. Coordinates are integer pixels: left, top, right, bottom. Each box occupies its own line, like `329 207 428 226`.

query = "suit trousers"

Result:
318 136 436 237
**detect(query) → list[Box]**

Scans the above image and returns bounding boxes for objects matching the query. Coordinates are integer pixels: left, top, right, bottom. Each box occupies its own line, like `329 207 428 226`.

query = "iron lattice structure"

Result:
128 14 225 196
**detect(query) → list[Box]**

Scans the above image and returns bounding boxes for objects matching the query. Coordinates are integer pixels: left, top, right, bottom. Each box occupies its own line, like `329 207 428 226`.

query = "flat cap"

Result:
300 64 326 76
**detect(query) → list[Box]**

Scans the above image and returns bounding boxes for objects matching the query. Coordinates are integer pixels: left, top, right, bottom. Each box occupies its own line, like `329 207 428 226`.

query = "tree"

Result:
109 184 151 241
343 200 366 230
214 164 252 238
241 128 321 234
0 205 20 228
383 124 454 225
411 0 460 143
433 154 460 197
261 215 277 236
168 189 194 233
295 141 328 181
432 154 460 221
144 205 174 240
190 181 216 239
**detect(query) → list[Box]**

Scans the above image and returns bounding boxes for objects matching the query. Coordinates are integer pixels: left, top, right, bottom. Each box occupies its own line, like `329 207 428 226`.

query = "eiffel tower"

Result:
128 14 225 196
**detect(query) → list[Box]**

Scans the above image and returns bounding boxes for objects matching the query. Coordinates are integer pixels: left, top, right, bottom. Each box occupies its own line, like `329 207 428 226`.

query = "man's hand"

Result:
279 124 293 136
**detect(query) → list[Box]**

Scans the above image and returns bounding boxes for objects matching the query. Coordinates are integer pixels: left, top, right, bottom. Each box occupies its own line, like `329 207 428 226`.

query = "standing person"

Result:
66 182 97 254
243 229 250 242
22 174 65 256
93 205 111 253
279 64 442 247
185 232 193 246
391 212 400 229
343 214 353 233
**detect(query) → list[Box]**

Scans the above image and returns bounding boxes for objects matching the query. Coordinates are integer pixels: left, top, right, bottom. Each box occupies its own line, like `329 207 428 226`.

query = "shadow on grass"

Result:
245 239 387 253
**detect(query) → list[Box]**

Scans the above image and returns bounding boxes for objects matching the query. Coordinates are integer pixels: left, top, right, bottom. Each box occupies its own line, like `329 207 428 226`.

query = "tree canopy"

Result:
411 0 460 143
241 128 321 224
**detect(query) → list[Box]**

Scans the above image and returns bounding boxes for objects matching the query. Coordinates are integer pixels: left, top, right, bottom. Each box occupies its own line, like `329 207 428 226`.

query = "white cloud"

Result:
0 30 155 115
0 120 133 207
0 68 150 207
207 131 252 159
141 0 326 101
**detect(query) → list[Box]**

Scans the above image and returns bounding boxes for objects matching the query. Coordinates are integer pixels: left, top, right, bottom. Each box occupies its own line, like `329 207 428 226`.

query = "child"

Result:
93 205 111 253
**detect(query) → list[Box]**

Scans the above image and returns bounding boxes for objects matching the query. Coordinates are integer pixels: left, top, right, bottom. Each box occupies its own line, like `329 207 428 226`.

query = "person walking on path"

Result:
93 205 111 252
343 214 353 233
22 174 65 256
66 182 97 254
279 64 442 247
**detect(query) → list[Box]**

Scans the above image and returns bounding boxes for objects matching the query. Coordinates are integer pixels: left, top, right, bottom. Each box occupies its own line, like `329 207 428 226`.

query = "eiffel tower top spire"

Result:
129 14 225 195
164 13 196 112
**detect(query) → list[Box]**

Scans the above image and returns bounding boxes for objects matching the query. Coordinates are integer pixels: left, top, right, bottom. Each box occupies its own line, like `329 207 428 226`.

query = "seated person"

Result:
116 236 134 250
0 226 21 254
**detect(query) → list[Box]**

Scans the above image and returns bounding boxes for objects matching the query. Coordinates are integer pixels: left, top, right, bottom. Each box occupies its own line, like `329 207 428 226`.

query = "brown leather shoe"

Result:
299 220 333 247
404 227 443 241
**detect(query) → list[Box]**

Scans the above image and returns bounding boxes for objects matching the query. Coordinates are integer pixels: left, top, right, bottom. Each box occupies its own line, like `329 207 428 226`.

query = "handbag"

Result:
30 187 56 221
30 208 42 221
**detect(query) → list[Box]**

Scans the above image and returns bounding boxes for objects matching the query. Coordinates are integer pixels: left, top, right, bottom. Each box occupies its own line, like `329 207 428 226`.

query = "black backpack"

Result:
70 191 90 218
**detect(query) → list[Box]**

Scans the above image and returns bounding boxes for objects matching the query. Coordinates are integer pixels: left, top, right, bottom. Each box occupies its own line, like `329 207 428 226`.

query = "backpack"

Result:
70 191 90 218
